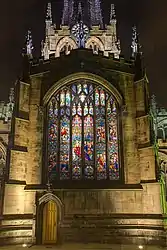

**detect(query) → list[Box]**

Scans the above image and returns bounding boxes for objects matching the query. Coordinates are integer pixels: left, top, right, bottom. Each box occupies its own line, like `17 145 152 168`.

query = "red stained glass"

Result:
47 81 120 181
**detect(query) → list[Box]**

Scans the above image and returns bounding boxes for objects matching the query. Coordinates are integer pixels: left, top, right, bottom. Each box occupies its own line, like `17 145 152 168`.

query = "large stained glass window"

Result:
47 80 120 181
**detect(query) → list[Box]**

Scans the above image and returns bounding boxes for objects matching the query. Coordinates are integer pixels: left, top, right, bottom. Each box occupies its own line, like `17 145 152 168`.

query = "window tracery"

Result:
47 80 120 182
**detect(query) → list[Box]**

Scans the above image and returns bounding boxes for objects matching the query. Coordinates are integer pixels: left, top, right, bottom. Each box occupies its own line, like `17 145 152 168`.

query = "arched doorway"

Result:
36 192 63 245
42 200 58 244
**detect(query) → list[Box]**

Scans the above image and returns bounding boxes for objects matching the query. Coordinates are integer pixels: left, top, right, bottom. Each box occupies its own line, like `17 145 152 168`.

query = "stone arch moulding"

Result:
43 72 123 107
0 140 7 159
85 36 104 51
56 37 77 57
0 140 6 175
38 192 64 222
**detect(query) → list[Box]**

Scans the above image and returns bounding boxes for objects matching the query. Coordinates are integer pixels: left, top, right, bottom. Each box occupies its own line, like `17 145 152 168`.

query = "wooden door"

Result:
42 200 57 244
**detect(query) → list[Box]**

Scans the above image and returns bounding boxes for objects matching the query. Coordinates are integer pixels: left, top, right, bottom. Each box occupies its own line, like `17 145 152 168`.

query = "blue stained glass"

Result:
84 115 94 162
77 103 82 116
96 119 105 143
72 84 77 93
72 115 82 179
95 89 99 105
66 91 71 106
48 99 58 180
60 108 65 116
89 103 93 115
48 81 120 182
84 103 88 116
107 99 119 180
101 107 105 115
60 117 70 179
83 84 88 94
54 107 58 116
89 84 93 93
95 107 100 115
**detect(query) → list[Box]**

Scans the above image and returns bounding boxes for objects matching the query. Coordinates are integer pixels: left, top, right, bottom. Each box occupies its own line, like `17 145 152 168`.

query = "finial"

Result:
26 30 34 59
131 25 142 58
132 26 144 81
46 179 52 192
131 26 137 58
109 4 116 24
46 2 52 21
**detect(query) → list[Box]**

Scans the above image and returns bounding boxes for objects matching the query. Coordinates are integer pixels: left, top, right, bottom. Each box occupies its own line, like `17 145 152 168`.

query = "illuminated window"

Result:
47 80 120 181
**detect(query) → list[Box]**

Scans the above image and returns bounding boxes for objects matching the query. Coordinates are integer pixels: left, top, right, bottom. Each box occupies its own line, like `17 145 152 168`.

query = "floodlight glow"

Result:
138 246 143 249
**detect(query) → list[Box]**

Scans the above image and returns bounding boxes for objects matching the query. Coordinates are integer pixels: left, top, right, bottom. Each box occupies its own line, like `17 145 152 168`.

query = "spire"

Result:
26 30 34 59
78 1 83 19
46 2 52 22
89 0 103 27
62 0 74 26
109 4 116 24
62 0 69 25
69 0 74 25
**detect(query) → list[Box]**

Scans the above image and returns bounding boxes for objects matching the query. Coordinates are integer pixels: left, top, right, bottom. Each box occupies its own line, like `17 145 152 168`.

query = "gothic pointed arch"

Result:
56 37 77 57
38 192 63 222
85 36 104 53
43 72 123 184
43 73 122 106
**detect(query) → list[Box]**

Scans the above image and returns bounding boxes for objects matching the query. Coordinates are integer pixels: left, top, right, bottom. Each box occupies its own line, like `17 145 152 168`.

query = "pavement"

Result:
0 244 166 250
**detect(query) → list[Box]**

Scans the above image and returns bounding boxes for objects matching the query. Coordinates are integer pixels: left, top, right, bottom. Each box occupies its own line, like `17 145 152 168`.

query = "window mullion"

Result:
57 96 61 180
81 103 85 180
70 90 72 179
105 98 109 180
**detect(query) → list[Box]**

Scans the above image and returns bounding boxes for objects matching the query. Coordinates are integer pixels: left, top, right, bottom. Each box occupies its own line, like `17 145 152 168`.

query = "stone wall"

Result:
120 75 139 184
0 53 165 245
34 187 164 245
26 76 43 185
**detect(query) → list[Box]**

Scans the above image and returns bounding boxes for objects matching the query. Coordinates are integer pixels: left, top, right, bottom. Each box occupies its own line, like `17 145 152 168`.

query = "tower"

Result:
42 1 121 59
0 0 166 247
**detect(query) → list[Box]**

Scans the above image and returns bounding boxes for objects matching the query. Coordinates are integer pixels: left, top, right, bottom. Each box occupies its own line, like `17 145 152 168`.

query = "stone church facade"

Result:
0 0 167 246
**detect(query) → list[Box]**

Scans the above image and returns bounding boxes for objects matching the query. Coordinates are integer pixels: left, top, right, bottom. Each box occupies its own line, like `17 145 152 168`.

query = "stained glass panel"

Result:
48 98 58 180
47 80 120 182
66 90 71 106
96 118 107 179
60 91 65 107
100 89 105 106
60 117 70 179
84 115 94 179
107 99 119 180
72 115 82 179
95 89 99 106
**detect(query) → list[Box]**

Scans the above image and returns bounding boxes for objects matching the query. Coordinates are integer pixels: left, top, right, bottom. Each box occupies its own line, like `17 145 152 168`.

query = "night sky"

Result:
0 0 166 107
